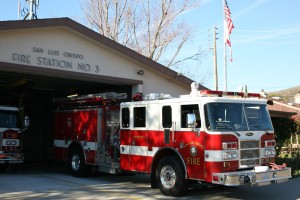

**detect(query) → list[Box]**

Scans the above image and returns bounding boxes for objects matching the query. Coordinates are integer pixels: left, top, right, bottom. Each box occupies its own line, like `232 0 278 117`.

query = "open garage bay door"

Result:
0 62 138 163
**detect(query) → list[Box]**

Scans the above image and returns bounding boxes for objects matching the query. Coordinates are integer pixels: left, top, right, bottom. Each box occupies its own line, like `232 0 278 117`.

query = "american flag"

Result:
224 0 234 47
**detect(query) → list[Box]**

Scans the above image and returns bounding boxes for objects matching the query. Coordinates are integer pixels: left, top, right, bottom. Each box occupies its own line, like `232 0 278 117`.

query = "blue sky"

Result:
1 0 300 93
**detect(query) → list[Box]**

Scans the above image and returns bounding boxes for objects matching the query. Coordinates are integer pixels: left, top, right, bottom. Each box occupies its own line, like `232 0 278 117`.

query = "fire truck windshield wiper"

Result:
216 123 240 137
251 125 270 135
226 127 241 137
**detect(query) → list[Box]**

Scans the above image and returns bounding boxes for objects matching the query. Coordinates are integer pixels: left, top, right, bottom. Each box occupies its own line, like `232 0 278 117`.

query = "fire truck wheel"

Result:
155 156 188 196
68 148 90 177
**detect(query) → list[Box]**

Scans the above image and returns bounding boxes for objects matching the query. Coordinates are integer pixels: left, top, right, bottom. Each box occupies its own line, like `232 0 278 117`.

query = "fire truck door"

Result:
162 105 174 143
179 104 205 180
188 129 205 179
129 106 148 172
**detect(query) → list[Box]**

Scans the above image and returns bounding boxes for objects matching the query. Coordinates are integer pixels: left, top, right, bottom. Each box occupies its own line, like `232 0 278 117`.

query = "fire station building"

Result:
0 18 207 162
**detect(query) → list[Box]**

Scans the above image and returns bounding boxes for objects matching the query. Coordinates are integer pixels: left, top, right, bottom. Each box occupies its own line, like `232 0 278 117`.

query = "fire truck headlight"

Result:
250 174 257 185
222 151 238 160
264 140 276 147
265 149 276 157
5 140 17 146
222 142 237 150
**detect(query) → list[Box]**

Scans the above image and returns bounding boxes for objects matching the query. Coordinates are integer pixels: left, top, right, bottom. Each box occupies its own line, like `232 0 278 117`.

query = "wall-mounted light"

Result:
176 72 182 79
137 70 144 75
67 93 78 98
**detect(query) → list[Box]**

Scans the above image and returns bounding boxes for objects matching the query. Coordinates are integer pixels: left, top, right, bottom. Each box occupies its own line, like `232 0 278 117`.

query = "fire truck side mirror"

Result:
186 113 196 128
24 116 30 129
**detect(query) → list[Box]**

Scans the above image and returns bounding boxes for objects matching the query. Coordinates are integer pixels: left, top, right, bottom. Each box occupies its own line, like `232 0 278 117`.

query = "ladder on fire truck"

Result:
53 92 128 109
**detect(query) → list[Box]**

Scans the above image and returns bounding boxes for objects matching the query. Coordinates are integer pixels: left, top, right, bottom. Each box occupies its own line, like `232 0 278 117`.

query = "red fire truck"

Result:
0 106 29 171
53 83 291 196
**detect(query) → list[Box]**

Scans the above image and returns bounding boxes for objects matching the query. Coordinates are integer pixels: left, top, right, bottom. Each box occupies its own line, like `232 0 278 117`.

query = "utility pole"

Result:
212 26 219 91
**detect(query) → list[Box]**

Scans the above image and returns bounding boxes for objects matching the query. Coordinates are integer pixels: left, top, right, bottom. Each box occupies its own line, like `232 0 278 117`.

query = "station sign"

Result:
11 46 101 75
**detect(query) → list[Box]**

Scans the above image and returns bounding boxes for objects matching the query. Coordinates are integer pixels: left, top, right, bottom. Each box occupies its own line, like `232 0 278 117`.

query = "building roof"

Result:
0 17 208 91
268 99 300 120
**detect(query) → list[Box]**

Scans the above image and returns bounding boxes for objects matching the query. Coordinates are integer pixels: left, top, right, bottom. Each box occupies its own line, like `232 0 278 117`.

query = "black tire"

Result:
155 156 188 196
68 148 90 177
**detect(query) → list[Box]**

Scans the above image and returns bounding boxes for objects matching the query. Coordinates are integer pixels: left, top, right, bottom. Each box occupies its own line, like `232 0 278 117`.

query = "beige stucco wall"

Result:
0 27 190 97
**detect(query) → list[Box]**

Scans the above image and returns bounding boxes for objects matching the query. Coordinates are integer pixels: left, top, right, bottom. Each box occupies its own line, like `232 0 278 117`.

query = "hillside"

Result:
269 86 300 102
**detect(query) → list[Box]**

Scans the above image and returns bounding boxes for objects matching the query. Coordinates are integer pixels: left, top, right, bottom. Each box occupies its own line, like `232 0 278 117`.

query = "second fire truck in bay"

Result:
53 83 291 196
0 105 29 171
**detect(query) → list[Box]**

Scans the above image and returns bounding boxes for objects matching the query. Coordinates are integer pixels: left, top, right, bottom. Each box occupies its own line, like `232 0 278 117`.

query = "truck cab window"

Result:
134 107 146 127
0 110 18 128
181 104 200 128
162 106 172 128
121 107 130 128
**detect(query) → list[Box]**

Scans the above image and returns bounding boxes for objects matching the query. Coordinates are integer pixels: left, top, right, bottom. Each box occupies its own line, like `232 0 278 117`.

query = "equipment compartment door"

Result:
53 111 69 161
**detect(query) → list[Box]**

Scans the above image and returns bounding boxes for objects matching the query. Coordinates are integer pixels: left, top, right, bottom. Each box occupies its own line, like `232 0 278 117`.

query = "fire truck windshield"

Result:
204 102 273 132
0 110 19 128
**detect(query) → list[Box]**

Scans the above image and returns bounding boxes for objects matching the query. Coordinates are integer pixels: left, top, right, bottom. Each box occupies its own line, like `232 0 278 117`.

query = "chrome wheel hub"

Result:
160 165 176 189
71 154 80 171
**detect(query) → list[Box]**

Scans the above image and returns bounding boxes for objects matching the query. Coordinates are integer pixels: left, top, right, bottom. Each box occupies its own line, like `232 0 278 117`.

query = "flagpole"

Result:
223 0 227 92
224 37 227 92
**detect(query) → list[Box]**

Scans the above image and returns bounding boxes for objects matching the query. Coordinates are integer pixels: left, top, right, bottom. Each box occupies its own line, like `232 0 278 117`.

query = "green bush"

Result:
277 148 300 178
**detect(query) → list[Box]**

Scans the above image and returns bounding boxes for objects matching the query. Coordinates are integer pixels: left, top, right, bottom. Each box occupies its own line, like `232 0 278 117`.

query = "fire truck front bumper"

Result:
212 166 292 186
0 152 24 164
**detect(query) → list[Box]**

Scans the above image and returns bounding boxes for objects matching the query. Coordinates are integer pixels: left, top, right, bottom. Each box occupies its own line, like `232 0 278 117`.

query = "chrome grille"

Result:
240 140 260 168
240 141 259 149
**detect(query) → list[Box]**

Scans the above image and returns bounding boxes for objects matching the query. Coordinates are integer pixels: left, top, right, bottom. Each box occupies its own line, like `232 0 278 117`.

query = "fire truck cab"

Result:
0 106 29 171
53 83 291 196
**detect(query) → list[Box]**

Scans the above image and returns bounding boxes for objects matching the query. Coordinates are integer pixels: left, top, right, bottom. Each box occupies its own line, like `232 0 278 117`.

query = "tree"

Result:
272 117 297 154
81 0 206 80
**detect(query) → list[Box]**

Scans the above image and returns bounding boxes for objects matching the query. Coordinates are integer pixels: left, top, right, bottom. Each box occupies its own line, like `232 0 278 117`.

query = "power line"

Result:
232 40 300 45
234 35 300 39
234 28 300 33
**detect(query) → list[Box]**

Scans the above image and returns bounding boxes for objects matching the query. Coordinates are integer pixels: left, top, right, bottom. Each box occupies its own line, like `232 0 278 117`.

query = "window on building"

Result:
134 107 146 127
162 106 172 128
121 107 130 128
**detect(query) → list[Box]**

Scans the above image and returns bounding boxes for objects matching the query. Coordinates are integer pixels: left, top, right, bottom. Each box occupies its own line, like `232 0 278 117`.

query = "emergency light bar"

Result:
144 93 172 100
199 90 261 98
